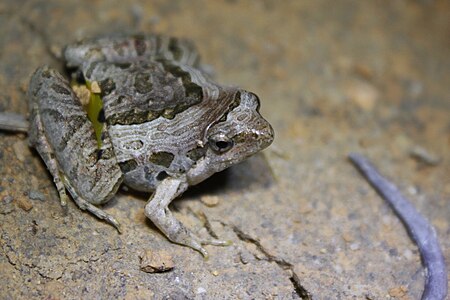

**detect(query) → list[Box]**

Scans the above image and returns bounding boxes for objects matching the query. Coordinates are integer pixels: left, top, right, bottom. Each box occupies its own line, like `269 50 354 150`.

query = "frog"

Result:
26 34 274 256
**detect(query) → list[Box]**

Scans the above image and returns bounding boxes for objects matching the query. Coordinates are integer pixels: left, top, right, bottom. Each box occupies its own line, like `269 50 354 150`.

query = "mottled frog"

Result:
27 34 274 256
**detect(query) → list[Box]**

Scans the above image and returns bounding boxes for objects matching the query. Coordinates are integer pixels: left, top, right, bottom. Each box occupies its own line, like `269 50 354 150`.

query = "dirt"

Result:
0 0 449 299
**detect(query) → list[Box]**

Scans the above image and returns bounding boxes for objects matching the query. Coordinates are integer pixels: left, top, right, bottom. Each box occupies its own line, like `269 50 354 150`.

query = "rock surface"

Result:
0 1 449 299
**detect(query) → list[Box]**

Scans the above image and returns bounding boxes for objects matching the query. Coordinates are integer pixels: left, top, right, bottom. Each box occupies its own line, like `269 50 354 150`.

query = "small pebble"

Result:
28 190 46 201
388 285 408 298
298 203 313 214
90 81 101 94
16 197 33 211
410 146 441 166
333 264 343 274
3 195 13 204
407 185 418 196
346 80 379 111
402 249 414 260
50 45 62 59
349 243 360 251
341 232 354 243
0 195 15 214
72 85 91 106
12 140 29 162
406 80 423 98
139 249 174 273
239 251 253 264
200 195 220 207
353 63 374 80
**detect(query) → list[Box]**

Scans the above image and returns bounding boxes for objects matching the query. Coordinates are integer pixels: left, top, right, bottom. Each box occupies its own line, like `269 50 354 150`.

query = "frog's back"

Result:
83 59 220 126
64 34 200 68
65 34 221 126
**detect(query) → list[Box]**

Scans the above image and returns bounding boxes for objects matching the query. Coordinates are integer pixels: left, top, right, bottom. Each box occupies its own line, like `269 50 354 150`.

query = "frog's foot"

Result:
202 238 232 246
166 223 231 258
144 177 229 257
64 180 121 232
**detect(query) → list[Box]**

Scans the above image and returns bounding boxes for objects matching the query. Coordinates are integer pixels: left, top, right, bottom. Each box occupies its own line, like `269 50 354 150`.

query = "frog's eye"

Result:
208 134 234 153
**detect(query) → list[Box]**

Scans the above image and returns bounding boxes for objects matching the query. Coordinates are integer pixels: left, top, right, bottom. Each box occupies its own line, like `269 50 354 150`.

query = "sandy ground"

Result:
0 1 449 299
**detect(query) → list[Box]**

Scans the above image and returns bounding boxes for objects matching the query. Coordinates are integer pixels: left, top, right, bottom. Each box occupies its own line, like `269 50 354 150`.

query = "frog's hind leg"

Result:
28 66 123 230
30 113 115 229
29 110 118 232
63 180 121 231
28 109 70 208
145 177 230 257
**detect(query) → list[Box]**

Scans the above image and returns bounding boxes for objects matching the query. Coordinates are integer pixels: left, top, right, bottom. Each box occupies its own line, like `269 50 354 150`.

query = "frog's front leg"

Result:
145 177 229 257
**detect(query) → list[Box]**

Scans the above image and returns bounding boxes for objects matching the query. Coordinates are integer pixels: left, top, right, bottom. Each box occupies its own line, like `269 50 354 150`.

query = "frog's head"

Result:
187 90 274 185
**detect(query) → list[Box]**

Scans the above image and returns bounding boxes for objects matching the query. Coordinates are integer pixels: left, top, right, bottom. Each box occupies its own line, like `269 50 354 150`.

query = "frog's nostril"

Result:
258 123 274 149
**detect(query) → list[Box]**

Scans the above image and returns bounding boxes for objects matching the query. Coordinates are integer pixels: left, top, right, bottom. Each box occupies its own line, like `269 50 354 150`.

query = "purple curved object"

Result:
349 153 447 300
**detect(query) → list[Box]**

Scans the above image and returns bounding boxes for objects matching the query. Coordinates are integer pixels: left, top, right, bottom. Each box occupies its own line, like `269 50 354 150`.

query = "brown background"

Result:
0 1 448 299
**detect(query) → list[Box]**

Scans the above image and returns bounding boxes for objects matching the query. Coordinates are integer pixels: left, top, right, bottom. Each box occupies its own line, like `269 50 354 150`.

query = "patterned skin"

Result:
28 35 274 256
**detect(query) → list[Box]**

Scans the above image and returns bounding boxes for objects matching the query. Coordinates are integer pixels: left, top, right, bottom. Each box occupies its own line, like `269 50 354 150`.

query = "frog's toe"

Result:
81 200 122 232
59 193 69 207
179 237 209 258
109 217 122 233
180 237 231 257
197 246 209 259
201 238 232 247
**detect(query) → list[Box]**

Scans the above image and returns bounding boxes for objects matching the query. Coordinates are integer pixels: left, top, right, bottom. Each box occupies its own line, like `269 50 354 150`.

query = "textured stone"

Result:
0 1 448 299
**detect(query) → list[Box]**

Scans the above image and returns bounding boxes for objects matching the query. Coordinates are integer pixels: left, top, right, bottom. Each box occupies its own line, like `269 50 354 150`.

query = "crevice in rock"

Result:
1 229 56 280
197 210 219 239
59 244 121 279
231 224 291 268
290 270 312 300
187 207 219 239
228 223 311 299
0 226 120 281
1 230 18 267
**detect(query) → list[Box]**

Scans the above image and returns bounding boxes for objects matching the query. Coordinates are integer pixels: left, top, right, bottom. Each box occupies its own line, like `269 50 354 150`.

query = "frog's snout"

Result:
254 117 274 150
258 120 274 150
